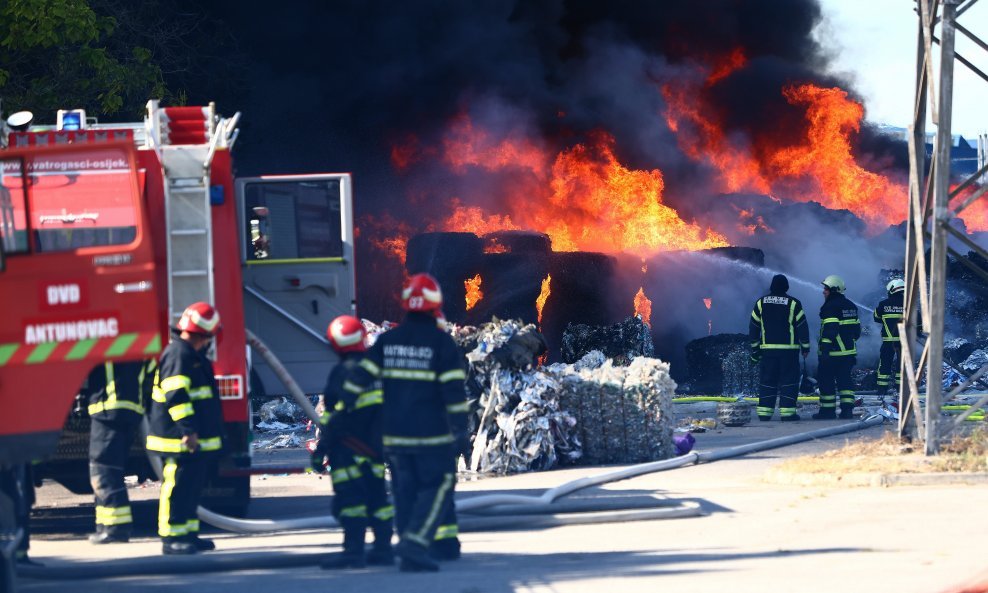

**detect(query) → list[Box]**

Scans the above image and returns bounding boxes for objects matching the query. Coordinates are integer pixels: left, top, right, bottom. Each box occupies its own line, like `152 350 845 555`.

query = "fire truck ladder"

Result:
149 102 235 324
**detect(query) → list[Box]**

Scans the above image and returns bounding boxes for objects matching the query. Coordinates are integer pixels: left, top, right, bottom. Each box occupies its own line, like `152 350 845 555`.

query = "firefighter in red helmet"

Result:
146 302 225 555
312 315 394 569
346 273 469 572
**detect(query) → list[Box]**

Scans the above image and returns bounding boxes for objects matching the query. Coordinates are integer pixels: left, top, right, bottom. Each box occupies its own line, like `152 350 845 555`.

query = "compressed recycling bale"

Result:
481 230 552 254
561 315 653 365
405 232 484 323
471 252 549 326
685 333 757 395
716 401 752 427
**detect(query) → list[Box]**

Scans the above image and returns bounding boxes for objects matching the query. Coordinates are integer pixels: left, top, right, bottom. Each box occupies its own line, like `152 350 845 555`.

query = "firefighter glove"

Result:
310 452 327 474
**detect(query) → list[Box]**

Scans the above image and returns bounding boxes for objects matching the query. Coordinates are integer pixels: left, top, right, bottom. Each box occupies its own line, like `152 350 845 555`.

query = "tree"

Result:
0 0 167 120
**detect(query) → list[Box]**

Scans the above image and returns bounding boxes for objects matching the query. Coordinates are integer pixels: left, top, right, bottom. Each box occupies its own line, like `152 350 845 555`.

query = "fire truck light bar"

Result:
216 374 244 400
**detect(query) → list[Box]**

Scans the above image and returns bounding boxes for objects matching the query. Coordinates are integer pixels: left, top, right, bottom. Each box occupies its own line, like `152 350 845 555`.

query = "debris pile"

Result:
560 315 654 364
253 397 313 449
358 317 675 474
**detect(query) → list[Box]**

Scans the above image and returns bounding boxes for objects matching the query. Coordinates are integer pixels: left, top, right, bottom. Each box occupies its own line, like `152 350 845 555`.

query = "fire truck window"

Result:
244 180 343 260
24 151 138 252
0 158 29 254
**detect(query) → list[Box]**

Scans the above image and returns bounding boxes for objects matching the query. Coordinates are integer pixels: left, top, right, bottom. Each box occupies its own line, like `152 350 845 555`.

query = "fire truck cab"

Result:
0 101 355 545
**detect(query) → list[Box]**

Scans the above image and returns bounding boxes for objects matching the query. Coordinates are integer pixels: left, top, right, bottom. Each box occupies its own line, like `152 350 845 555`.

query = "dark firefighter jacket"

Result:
146 337 224 455
874 291 904 342
348 312 468 454
313 352 383 460
88 359 157 422
748 293 811 354
819 292 861 357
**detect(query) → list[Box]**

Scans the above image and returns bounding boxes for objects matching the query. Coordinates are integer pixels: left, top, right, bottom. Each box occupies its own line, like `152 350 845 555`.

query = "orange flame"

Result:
484 237 509 254
464 274 483 311
951 182 988 232
634 287 652 327
361 214 413 265
767 84 908 228
703 298 712 310
439 128 727 254
536 274 551 325
662 52 911 231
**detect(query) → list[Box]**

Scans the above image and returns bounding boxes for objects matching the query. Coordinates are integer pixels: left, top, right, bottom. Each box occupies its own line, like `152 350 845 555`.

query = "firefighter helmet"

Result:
401 273 443 312
326 315 367 353
821 275 846 294
887 278 905 294
176 302 222 336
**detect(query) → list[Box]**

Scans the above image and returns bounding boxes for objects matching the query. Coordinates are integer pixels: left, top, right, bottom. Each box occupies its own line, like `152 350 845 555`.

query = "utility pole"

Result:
902 0 988 454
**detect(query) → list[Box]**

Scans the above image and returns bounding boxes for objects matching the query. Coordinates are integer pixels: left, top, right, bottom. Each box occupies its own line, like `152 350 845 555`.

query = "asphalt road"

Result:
17 413 988 593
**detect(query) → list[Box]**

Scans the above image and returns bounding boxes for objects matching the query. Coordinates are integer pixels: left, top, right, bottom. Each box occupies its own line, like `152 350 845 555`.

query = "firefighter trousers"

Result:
328 444 393 557
89 418 139 534
155 454 207 541
0 464 35 560
818 355 856 412
387 448 456 551
877 342 901 389
757 351 800 419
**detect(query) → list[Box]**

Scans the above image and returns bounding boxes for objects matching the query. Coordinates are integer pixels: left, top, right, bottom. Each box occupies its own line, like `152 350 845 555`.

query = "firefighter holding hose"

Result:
347 273 470 572
311 315 395 569
874 278 905 393
748 274 811 421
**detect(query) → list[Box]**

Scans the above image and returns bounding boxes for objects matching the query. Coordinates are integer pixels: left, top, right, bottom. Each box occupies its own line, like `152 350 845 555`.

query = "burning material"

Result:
464 274 483 310
703 297 713 335
536 274 551 325
561 315 654 365
634 287 652 327
431 124 728 254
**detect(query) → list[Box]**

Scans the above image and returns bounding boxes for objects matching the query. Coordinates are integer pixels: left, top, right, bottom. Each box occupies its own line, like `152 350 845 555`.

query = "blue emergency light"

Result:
57 109 86 131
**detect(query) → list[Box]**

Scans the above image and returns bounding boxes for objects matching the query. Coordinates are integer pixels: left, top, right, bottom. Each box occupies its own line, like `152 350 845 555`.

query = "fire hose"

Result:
17 332 887 580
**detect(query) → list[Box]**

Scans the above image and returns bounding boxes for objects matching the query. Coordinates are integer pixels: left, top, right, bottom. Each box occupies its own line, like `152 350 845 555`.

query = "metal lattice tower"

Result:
902 0 988 453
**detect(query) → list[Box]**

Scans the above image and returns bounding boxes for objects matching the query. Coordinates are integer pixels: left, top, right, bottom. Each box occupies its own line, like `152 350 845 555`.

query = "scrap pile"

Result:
360 317 677 474
458 317 675 474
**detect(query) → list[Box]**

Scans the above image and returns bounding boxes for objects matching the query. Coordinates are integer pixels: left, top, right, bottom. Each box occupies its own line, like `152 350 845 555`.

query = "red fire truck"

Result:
0 101 356 569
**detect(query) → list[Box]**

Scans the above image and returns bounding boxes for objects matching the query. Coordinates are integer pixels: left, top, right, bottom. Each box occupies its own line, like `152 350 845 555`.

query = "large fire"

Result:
536 274 551 325
663 50 912 231
634 287 652 327
465 274 483 311
434 123 727 254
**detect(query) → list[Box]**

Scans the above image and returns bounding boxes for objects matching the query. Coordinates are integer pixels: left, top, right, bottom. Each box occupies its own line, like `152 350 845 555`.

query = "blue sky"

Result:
817 0 986 138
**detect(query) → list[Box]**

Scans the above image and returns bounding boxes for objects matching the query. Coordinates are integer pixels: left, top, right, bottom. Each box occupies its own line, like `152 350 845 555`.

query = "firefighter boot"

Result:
395 539 439 572
188 536 216 551
89 525 131 544
812 408 837 420
838 404 855 420
366 527 394 565
430 537 461 561
321 528 366 570
162 538 197 555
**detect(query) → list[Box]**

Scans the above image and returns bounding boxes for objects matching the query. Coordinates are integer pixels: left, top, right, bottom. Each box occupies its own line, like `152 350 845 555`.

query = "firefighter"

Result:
347 273 470 572
748 274 811 421
87 359 157 544
311 315 394 570
146 302 224 555
874 278 905 393
814 275 861 420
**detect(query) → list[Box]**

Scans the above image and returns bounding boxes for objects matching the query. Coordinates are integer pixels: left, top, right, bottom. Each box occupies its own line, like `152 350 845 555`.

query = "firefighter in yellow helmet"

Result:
814 276 861 420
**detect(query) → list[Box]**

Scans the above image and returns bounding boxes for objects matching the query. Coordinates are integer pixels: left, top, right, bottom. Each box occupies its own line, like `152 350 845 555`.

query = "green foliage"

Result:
0 0 167 120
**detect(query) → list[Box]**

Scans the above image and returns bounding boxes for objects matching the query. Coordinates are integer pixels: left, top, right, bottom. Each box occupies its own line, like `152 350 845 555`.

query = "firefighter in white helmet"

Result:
311 315 394 569
146 302 224 555
874 278 905 393
814 276 861 419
